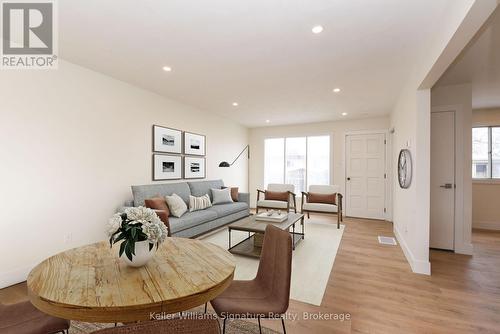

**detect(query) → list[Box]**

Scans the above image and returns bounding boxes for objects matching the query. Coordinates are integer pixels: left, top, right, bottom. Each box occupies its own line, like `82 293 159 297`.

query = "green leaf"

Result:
130 240 136 255
124 241 133 261
119 240 126 257
114 233 126 244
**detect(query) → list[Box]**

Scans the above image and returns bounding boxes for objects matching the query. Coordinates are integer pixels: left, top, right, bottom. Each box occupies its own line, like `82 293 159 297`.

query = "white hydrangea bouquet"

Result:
107 207 168 267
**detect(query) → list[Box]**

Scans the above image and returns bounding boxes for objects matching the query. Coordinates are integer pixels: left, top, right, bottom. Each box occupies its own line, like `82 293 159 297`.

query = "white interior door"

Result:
430 111 455 250
346 133 386 219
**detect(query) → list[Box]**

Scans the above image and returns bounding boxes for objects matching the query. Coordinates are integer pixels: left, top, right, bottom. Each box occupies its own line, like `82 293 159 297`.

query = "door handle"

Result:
440 183 453 189
347 177 351 181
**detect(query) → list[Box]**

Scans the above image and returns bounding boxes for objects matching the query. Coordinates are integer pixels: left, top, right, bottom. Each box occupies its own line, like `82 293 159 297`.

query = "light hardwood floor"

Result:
1 216 500 333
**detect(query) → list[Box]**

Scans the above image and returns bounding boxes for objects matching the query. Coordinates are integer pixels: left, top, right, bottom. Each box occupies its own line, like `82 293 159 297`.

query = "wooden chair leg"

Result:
281 317 287 334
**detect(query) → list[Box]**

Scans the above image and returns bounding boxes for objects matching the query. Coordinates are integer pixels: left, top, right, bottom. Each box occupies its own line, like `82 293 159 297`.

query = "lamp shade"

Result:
218 161 230 167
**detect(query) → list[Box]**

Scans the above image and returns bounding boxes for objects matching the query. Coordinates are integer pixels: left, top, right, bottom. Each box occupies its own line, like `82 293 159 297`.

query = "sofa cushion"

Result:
208 202 249 217
265 191 289 201
211 188 233 205
189 194 212 212
257 200 288 209
132 182 191 206
168 210 218 234
165 193 188 217
188 180 224 200
145 196 170 216
222 186 239 202
302 202 338 213
308 192 336 205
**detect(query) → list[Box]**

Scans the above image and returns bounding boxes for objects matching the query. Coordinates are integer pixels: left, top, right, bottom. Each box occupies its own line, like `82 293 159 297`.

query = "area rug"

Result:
69 318 279 334
200 220 345 306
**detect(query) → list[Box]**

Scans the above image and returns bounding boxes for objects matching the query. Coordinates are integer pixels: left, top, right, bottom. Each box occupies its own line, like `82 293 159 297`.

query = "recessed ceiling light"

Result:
333 88 341 93
232 102 239 106
266 120 270 123
341 112 348 116
162 66 172 72
312 25 324 34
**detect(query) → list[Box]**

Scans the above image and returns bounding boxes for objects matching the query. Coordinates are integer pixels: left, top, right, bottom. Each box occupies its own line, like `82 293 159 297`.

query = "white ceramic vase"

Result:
121 240 156 267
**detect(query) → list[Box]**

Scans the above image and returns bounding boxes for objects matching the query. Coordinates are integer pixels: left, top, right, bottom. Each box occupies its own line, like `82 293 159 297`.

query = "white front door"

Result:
346 133 386 219
430 111 455 250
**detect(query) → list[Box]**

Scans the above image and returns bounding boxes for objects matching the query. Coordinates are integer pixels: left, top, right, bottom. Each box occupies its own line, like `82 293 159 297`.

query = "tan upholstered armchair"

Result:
301 185 343 229
256 183 296 213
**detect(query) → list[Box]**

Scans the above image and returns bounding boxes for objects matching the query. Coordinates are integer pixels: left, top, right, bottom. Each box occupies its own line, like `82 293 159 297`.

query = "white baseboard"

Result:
473 220 500 231
455 242 474 255
393 226 431 275
0 265 33 289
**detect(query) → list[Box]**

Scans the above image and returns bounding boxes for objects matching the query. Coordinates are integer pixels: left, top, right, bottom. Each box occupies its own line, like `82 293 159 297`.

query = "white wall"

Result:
390 0 497 275
431 84 473 254
248 117 390 210
390 87 432 275
0 60 249 288
472 108 500 230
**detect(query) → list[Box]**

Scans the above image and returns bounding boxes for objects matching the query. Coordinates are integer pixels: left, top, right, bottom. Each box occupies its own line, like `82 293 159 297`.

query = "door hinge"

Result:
384 139 386 144
384 208 386 213
384 173 387 179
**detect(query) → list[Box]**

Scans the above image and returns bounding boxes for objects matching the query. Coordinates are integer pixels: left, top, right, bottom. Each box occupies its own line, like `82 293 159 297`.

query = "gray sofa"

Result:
127 179 250 238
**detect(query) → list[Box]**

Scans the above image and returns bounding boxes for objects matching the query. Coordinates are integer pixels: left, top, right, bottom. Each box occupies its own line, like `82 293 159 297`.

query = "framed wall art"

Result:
153 125 182 154
184 156 206 179
184 132 206 156
153 154 182 180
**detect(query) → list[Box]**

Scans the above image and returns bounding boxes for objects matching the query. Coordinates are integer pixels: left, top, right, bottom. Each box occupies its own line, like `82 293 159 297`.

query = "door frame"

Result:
430 110 456 250
344 129 391 221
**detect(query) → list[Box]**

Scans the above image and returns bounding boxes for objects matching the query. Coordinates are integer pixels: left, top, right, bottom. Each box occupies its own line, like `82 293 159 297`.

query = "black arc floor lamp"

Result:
219 145 250 167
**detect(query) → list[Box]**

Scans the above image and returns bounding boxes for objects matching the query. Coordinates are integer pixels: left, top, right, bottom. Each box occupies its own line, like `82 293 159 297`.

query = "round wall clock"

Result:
398 149 412 189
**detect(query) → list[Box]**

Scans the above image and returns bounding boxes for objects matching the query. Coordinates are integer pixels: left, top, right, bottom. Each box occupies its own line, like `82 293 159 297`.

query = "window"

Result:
472 126 500 179
285 137 306 193
307 136 330 186
264 136 330 192
264 138 284 185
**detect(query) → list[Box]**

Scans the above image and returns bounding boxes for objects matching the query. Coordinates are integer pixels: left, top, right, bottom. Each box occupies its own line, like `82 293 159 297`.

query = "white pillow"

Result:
165 193 187 217
189 194 212 212
211 188 233 205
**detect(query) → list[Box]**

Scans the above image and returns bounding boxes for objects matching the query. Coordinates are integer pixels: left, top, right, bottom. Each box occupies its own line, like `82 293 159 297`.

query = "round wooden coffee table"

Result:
27 238 235 323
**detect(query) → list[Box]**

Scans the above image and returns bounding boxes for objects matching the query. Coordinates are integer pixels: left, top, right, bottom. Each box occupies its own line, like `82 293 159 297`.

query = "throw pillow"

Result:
189 194 212 212
165 193 188 217
308 192 336 205
211 188 233 205
265 190 289 201
144 196 170 217
221 186 239 202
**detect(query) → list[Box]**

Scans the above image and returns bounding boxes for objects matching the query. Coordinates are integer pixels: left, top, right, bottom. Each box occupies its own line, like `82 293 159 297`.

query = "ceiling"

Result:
59 0 460 127
436 7 500 109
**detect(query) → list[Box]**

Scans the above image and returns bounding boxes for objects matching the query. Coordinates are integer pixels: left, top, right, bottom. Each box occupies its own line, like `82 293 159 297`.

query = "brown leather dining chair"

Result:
0 301 70 334
91 318 220 334
210 224 293 334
